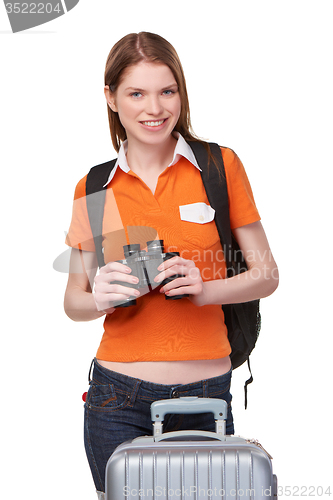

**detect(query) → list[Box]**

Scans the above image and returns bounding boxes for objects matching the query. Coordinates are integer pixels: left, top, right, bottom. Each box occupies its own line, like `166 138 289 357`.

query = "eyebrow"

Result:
125 83 179 92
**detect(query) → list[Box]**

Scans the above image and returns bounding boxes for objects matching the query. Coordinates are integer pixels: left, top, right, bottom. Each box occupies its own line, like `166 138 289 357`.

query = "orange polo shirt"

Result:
66 146 260 362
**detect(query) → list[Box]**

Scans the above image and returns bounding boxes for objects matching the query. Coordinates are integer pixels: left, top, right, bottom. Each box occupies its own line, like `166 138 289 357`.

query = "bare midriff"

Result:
96 356 231 385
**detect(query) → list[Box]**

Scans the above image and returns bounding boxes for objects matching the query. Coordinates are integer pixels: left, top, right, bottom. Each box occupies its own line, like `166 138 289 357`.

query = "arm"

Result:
64 248 106 321
64 248 142 321
156 221 279 307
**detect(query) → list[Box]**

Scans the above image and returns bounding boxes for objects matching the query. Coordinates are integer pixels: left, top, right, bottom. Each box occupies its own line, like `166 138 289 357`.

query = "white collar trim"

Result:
103 133 201 187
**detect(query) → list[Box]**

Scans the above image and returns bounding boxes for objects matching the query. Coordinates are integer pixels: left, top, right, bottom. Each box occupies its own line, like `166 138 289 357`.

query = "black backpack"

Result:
85 141 261 408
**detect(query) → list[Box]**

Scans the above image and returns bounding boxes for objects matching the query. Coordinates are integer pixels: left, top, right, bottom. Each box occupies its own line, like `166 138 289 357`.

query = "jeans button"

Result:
171 389 179 398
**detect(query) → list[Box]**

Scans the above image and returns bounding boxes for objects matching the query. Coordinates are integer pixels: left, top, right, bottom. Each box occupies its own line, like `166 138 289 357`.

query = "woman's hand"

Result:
154 256 207 307
152 221 279 308
93 261 141 313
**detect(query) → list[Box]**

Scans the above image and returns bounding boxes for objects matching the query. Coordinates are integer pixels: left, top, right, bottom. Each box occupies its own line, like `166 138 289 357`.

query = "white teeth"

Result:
142 120 165 127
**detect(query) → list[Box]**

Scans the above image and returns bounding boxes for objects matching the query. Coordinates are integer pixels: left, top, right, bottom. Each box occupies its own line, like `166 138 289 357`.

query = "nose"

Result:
146 95 164 116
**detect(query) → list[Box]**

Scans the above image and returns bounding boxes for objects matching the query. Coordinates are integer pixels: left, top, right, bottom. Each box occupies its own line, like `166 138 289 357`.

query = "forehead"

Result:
119 61 177 89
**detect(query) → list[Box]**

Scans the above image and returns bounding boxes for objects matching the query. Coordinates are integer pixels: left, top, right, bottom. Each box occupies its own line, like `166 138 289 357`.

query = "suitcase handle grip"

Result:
151 397 227 421
151 397 227 437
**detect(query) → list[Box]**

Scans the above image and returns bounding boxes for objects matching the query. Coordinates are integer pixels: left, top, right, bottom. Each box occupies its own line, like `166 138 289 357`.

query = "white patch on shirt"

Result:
179 203 215 224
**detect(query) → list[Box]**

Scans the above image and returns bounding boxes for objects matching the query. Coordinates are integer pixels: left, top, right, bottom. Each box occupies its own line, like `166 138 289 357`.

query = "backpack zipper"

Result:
246 439 273 459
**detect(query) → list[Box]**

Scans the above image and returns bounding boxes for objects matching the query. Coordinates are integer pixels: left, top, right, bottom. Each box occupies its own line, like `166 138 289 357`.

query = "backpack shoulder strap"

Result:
85 158 117 268
187 141 233 271
188 142 260 408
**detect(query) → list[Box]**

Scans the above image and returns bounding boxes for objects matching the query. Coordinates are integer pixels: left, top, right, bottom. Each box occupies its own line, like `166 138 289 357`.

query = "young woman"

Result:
64 32 278 499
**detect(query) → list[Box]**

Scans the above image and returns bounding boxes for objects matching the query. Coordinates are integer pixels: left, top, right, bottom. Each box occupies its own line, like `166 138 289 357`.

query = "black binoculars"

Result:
113 240 188 308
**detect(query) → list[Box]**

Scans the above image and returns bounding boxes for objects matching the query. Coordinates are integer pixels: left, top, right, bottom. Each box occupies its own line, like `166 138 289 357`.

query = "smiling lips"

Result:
140 119 167 128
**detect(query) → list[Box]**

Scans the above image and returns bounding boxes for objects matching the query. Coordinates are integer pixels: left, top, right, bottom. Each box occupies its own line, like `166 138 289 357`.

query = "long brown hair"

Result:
104 32 218 170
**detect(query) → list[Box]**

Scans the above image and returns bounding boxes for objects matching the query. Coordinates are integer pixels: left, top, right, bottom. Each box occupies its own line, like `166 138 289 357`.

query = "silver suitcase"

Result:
105 397 277 499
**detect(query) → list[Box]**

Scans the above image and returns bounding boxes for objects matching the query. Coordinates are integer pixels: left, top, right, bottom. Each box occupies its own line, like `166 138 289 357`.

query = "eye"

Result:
131 92 143 98
162 89 175 96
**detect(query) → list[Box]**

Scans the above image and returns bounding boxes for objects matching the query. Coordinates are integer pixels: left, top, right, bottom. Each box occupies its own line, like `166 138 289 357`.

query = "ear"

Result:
104 85 118 112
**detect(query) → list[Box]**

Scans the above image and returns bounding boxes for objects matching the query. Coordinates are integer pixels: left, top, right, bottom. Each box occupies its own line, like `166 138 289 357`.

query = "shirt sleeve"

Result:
65 174 96 252
221 147 261 229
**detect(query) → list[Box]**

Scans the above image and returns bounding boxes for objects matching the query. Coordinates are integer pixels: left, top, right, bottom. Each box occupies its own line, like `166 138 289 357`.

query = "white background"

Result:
1 1 332 498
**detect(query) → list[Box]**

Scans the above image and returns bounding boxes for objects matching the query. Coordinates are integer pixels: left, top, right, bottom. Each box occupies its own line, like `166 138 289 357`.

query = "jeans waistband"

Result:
89 358 232 400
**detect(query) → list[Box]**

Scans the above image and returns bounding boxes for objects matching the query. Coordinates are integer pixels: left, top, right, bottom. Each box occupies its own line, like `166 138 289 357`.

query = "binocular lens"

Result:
146 240 164 253
113 241 188 308
123 244 141 258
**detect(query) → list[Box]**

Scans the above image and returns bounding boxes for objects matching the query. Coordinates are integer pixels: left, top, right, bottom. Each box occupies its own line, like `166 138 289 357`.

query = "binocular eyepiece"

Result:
113 240 188 308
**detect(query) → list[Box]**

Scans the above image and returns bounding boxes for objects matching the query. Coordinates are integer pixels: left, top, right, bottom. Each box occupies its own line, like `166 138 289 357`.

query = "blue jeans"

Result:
84 358 234 494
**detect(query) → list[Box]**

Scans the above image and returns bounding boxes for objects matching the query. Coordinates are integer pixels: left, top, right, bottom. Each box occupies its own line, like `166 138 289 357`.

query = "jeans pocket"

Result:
88 383 129 410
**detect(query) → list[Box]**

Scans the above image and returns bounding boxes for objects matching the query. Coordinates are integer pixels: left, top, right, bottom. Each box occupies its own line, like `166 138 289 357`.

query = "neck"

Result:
126 135 177 177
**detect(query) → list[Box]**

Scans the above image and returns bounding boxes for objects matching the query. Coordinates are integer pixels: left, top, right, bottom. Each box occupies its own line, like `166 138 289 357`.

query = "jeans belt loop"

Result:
202 380 209 398
127 379 141 408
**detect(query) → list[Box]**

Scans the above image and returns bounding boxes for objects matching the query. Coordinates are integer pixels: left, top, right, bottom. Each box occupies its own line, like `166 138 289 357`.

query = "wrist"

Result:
188 281 209 307
92 290 115 316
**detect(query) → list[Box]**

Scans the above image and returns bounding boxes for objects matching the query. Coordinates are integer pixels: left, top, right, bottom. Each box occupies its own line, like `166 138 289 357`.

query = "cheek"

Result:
172 97 182 122
116 102 136 127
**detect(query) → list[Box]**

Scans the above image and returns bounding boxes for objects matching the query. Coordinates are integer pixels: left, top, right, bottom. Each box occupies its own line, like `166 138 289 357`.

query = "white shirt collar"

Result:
103 132 201 187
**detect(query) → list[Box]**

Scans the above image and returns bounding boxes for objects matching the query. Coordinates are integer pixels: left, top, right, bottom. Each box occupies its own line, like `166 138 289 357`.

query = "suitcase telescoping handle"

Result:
151 397 228 438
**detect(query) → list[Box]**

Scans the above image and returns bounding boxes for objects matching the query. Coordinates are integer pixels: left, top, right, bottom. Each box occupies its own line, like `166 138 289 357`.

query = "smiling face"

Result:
105 62 182 149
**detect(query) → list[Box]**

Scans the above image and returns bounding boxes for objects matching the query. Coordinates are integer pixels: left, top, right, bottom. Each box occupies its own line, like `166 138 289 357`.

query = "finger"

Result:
156 256 183 272
94 287 140 308
163 281 203 297
95 281 140 296
160 267 202 294
159 276 186 292
154 264 190 284
99 261 132 275
95 271 139 285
